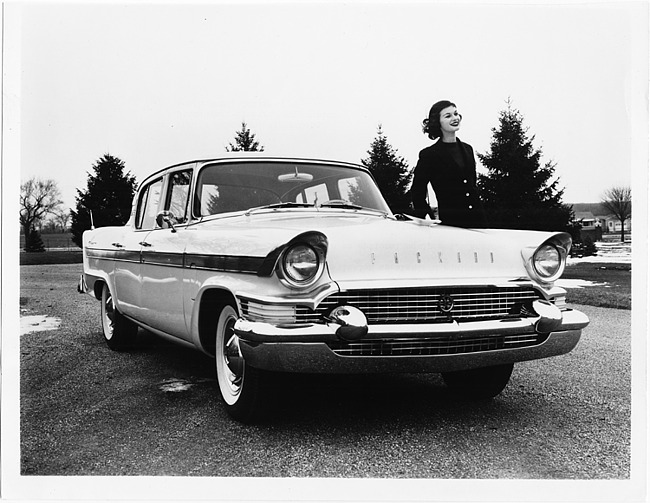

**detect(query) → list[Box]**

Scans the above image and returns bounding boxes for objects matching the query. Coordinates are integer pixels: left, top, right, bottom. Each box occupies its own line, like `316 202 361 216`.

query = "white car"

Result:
78 155 589 422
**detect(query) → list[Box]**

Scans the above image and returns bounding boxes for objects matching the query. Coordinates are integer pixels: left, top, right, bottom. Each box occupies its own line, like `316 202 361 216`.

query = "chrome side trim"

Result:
85 247 265 274
86 249 140 263
185 253 264 273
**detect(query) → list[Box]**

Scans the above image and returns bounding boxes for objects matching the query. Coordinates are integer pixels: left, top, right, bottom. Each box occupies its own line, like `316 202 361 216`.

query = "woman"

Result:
410 100 487 227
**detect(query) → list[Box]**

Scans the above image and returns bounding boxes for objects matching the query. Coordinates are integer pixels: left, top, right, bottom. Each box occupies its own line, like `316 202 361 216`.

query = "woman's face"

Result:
439 105 462 135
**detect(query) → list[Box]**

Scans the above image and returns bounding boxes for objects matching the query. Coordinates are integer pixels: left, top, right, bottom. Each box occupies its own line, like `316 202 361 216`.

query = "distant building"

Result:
571 204 631 239
603 217 632 233
573 210 603 241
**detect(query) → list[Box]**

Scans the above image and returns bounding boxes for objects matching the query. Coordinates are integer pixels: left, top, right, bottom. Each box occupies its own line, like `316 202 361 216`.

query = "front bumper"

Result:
234 307 589 373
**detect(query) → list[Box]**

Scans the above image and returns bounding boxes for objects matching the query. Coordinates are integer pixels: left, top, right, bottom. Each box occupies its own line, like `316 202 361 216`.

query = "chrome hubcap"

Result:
223 320 243 387
103 290 115 338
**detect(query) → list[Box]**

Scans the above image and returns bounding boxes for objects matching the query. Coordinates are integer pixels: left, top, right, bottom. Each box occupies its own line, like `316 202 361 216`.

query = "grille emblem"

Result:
438 294 455 314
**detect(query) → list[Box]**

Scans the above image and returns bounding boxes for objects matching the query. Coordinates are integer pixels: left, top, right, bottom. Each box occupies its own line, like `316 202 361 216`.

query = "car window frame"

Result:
135 177 164 230
163 168 194 226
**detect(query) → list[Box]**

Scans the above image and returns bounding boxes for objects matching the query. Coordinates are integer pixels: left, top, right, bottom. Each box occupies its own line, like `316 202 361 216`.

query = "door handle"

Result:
139 241 152 247
111 242 124 248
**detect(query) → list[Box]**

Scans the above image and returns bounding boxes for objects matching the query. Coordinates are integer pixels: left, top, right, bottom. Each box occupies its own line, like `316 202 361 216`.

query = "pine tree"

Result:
360 125 412 214
24 225 45 253
70 154 137 247
226 122 264 152
477 101 574 231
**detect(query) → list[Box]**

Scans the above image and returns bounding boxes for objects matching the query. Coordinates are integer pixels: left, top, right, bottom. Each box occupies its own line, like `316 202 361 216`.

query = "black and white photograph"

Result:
2 0 647 502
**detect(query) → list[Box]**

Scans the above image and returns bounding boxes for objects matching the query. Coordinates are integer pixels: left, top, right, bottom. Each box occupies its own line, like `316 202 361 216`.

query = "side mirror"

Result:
156 210 177 232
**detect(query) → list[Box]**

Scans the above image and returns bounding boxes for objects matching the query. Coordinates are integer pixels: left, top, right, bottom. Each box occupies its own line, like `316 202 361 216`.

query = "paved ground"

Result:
6 264 639 502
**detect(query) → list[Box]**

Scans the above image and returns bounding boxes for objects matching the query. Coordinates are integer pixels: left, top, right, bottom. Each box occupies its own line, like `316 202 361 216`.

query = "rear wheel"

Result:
442 363 514 399
100 283 138 350
215 304 267 422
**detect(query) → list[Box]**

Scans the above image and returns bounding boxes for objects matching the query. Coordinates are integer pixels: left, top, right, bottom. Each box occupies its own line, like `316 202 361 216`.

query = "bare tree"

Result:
20 178 63 239
601 186 631 242
54 209 71 232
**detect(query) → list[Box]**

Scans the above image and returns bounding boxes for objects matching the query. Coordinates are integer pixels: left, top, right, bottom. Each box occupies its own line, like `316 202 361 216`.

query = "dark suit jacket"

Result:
410 138 487 227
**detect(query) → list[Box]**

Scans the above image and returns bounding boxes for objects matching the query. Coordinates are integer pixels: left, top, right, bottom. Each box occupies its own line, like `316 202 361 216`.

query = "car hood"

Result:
189 211 564 287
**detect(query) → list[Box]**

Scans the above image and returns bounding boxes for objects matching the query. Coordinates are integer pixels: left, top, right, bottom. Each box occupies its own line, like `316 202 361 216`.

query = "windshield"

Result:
194 161 391 217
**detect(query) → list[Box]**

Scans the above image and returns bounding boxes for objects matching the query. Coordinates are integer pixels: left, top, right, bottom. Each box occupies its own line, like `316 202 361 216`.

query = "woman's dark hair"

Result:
422 100 456 140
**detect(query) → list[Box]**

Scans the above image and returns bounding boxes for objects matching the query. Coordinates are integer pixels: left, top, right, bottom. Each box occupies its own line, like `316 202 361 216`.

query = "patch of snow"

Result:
159 378 194 393
567 241 632 265
567 255 631 265
20 315 61 335
556 279 609 289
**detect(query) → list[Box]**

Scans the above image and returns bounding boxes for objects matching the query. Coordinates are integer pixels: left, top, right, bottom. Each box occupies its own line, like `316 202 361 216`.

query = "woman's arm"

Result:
410 155 434 218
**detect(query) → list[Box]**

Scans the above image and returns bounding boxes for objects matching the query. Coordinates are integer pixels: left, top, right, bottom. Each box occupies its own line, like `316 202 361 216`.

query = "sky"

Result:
6 0 648 215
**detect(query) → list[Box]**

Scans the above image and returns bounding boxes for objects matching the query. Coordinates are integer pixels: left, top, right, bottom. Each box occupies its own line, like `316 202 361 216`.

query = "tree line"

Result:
20 107 632 252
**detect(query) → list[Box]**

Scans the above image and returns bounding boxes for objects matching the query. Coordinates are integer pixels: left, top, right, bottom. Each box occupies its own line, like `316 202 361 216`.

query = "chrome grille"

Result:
329 333 547 357
317 286 541 324
239 298 318 325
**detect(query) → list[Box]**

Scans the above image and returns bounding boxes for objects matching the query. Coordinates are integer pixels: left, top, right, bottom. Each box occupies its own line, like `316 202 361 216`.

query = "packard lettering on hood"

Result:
78 155 589 423
373 249 493 266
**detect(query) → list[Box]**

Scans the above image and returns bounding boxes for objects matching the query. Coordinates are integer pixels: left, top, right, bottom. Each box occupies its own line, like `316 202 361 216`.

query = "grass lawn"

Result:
562 262 631 310
19 232 77 250
20 250 83 265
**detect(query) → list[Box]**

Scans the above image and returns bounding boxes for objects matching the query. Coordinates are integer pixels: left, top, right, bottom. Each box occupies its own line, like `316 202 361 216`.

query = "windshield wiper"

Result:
319 200 392 218
319 201 364 210
245 200 392 218
245 202 314 216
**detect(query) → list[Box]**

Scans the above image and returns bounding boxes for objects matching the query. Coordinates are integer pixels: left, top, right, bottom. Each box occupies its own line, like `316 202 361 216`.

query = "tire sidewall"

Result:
215 304 267 422
100 283 136 350
101 283 115 343
215 305 243 406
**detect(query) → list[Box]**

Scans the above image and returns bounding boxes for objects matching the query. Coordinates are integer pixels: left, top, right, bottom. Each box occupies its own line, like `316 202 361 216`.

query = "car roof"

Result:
141 154 369 186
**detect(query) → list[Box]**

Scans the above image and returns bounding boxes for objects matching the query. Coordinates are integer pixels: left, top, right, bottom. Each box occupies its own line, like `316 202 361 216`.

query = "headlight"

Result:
533 244 563 281
282 244 320 286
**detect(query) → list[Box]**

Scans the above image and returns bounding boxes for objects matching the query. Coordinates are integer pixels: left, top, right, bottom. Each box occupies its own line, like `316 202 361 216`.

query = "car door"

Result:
113 176 164 320
138 168 194 340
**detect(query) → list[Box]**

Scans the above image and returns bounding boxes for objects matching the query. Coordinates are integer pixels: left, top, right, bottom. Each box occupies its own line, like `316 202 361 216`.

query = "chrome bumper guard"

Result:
234 305 589 373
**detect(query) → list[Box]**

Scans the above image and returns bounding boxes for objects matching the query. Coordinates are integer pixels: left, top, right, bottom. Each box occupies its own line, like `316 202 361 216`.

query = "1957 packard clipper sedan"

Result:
78 155 589 422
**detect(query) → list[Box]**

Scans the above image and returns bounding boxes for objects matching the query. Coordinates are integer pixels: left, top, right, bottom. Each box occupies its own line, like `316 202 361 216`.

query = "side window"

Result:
165 170 192 224
136 178 163 230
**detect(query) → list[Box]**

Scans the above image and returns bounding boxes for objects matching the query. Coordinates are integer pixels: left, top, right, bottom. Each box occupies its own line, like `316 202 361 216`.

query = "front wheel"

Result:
215 304 268 422
442 363 514 399
101 283 138 350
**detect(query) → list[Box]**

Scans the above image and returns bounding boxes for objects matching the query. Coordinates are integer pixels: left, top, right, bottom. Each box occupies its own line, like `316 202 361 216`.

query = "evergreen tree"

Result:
226 122 264 152
70 154 137 247
360 125 412 214
477 101 574 231
583 236 598 256
24 225 45 253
